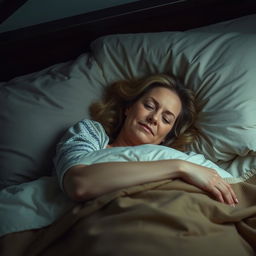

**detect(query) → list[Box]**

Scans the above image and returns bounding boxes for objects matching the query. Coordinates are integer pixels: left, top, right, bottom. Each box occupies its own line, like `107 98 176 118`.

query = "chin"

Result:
130 129 158 145
134 138 157 146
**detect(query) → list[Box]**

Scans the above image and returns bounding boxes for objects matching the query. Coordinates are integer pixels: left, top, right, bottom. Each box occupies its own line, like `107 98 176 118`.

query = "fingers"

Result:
224 183 239 205
211 180 238 206
210 186 225 204
183 164 239 206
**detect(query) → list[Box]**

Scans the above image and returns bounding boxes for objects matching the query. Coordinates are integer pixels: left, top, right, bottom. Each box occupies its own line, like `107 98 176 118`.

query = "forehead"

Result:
144 86 181 104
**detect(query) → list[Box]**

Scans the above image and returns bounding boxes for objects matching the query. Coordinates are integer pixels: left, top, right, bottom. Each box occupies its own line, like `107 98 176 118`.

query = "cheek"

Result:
160 125 173 138
126 104 146 120
124 109 139 127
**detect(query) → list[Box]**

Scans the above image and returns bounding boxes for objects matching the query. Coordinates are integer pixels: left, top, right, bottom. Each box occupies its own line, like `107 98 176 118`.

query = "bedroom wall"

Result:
0 0 139 33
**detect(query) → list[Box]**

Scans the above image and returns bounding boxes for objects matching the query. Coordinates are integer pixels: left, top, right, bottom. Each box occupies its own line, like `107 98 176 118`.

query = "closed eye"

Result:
162 114 175 124
144 103 155 110
162 116 171 124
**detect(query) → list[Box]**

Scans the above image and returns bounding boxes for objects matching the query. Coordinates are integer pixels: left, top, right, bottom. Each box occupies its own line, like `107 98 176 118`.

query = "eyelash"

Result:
144 103 154 110
162 117 171 124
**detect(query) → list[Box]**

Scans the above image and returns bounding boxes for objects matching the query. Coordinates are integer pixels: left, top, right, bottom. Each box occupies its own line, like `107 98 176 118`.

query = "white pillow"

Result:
218 152 256 177
90 31 256 163
0 54 105 188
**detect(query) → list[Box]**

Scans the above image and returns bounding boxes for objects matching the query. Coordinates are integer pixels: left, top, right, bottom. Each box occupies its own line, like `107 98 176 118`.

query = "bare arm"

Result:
63 160 238 206
64 160 181 201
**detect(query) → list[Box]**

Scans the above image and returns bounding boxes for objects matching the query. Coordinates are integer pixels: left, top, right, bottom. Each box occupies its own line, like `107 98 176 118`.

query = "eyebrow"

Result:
147 97 176 119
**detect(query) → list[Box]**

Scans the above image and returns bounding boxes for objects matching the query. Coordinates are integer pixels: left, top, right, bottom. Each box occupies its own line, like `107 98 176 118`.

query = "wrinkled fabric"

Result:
1 172 256 256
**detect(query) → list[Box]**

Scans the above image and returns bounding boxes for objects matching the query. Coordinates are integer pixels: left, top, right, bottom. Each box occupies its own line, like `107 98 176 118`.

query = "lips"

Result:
138 122 154 136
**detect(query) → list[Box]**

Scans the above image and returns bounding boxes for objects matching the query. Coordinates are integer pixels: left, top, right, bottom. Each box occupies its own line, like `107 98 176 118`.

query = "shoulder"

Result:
67 119 106 137
59 119 109 148
75 119 106 136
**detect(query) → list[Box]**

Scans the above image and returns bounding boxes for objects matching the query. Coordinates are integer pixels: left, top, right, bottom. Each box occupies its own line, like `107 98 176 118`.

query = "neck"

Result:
109 138 129 148
110 131 134 147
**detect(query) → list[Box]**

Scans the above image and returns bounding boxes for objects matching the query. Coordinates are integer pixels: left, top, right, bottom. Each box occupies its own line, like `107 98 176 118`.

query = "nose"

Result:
147 112 158 125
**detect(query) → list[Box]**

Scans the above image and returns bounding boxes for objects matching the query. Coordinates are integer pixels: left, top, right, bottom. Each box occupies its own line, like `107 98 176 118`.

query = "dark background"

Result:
1 0 256 82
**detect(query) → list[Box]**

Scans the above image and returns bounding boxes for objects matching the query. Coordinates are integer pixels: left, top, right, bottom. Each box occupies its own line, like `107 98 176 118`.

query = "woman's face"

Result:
118 86 182 146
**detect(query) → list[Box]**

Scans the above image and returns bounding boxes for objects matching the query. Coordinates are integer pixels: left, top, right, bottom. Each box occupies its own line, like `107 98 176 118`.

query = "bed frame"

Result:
1 0 256 82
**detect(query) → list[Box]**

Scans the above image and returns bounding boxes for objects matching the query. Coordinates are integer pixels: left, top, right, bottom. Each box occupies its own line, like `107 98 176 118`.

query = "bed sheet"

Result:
0 144 232 238
1 169 256 256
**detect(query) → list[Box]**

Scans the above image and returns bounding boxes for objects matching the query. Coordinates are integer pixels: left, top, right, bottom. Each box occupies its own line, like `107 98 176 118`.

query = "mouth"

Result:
138 122 154 136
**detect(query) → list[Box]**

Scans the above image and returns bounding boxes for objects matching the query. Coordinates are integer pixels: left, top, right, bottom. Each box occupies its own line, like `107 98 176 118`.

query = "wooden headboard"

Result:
1 0 256 82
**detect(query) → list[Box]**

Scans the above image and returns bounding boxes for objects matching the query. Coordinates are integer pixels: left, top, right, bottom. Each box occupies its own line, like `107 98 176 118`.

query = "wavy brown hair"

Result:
90 74 198 151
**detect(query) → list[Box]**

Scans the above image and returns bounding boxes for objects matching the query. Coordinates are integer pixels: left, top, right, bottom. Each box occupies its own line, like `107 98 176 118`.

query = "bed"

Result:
1 1 256 255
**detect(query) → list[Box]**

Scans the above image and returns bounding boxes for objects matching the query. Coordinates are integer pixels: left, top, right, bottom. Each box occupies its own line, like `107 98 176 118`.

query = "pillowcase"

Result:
0 54 105 189
217 152 256 177
90 31 256 163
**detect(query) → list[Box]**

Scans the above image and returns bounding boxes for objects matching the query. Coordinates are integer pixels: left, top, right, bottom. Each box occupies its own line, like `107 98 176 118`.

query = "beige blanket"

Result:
1 173 256 256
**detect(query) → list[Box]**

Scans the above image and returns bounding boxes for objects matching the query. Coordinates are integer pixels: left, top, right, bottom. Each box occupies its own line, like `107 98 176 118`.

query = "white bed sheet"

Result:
0 144 233 238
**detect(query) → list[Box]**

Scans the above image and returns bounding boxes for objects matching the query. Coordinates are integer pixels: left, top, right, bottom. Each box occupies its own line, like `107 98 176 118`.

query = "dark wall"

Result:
1 0 256 82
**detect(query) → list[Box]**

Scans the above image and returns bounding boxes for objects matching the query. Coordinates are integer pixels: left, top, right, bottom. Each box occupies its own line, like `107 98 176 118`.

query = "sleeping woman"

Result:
54 74 238 206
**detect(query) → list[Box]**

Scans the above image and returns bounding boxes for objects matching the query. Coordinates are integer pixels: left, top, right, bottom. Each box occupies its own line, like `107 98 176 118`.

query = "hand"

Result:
180 162 238 206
